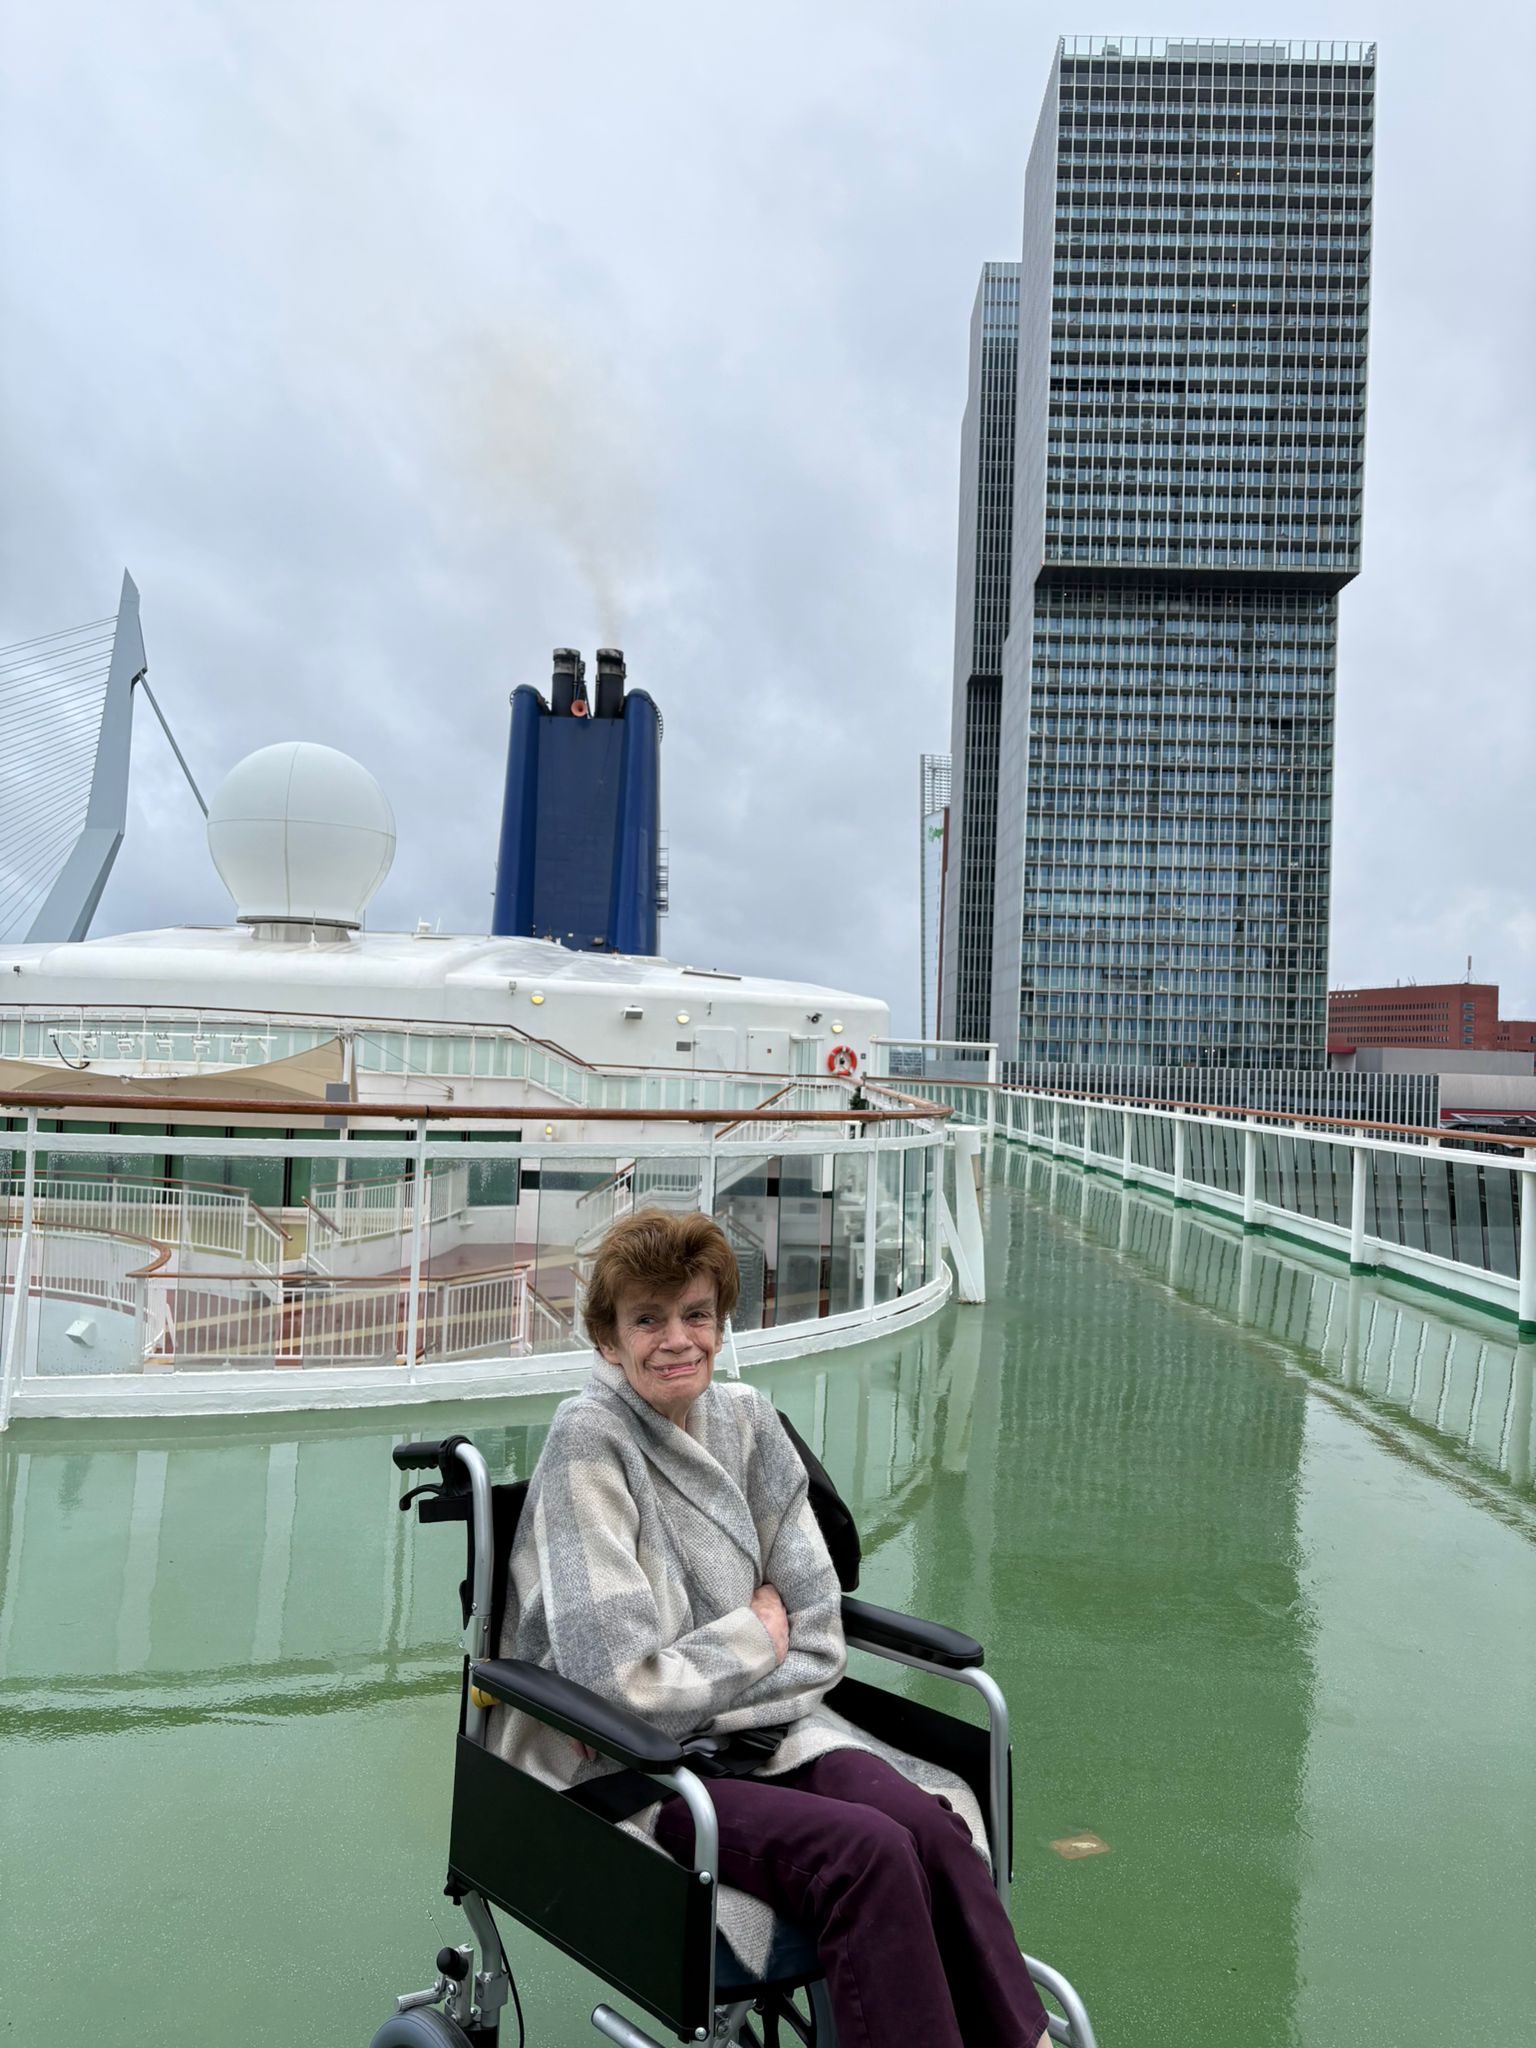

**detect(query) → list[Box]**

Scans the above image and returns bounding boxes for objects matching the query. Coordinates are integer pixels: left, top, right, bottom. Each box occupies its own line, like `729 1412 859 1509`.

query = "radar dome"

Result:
207 742 396 929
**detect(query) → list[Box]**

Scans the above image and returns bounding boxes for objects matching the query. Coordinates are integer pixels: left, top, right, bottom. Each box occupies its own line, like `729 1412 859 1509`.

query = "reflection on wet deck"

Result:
1 1149 1531 2048
0 1328 979 1730
1004 1144 1535 1500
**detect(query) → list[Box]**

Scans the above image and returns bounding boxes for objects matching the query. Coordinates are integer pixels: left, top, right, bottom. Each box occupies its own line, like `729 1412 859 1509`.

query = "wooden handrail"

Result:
0 1092 946 1126
2 1215 174 1278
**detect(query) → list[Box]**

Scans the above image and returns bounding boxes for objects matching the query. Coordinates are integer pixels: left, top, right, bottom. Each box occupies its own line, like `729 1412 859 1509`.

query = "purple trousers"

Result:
655 1748 1051 2048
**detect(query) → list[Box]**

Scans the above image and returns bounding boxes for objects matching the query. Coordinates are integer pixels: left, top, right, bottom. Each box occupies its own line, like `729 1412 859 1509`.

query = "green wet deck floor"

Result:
1 1149 1532 2047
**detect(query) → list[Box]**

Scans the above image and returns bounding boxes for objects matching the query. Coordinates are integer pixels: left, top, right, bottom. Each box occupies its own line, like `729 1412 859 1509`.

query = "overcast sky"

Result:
2 1 1532 1031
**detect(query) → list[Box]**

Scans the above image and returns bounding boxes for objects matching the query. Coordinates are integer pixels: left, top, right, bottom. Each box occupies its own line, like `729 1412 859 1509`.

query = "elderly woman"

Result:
497 1208 1051 2048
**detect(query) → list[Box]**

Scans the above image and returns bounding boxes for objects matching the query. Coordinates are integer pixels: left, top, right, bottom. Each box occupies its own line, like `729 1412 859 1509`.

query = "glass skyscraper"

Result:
965 36 1375 1072
940 261 1019 1044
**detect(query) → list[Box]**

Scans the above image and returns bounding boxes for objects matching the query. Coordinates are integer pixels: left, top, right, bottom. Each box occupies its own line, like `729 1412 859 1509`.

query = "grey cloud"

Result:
2 0 1531 1029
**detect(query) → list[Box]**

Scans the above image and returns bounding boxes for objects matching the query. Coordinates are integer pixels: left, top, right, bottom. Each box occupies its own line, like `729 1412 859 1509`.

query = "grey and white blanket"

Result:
493 1358 986 1977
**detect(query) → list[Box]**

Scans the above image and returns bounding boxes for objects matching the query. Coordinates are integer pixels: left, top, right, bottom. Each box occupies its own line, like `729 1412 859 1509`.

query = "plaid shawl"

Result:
493 1358 853 1792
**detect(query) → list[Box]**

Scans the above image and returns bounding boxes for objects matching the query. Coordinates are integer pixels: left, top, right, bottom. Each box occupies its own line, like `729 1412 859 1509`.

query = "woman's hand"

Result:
750 1583 790 1666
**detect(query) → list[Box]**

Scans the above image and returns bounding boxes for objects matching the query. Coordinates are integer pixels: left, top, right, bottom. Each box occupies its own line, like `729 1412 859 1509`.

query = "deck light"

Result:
831 1019 844 1033
676 1010 690 1025
530 992 545 1005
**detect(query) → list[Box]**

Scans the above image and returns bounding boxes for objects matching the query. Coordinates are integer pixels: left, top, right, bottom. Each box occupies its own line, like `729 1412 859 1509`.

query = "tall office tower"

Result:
940 261 1019 1043
984 37 1375 1071
919 752 952 1036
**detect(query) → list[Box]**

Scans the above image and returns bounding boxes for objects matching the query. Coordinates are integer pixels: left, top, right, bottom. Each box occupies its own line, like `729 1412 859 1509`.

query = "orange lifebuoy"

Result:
827 1045 858 1077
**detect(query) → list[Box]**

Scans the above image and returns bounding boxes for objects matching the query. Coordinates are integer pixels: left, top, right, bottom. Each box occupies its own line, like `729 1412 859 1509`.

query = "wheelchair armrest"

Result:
840 1596 985 1671
470 1658 686 1775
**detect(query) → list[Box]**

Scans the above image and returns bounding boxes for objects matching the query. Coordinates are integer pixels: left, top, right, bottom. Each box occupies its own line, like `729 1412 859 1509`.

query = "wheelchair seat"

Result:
714 1910 820 1998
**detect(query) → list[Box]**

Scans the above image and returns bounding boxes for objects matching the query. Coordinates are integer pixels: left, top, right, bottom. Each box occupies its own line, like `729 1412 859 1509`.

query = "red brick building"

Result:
1328 982 1501 1051
1496 1017 1536 1054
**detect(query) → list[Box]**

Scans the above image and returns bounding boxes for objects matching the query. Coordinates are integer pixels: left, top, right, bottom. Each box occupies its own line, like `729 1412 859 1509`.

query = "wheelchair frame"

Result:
373 1435 1098 2048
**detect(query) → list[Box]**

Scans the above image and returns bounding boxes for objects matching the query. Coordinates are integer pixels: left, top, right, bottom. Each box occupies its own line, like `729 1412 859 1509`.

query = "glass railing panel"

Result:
828 1154 868 1317
293 1146 414 1368
418 1144 541 1365
1314 1138 1350 1228
1258 1132 1284 1208
1141 1112 1172 1176
714 1154 776 1332
1423 1156 1456 1262
1451 1162 1488 1270
1484 1169 1518 1280
627 1155 706 1216
1398 1155 1430 1254
901 1148 927 1292
873 1150 903 1305
546 1154 622 1338
773 1151 827 1329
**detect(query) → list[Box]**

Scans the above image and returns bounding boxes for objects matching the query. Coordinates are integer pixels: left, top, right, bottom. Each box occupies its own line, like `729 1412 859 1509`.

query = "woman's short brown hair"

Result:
583 1207 740 1350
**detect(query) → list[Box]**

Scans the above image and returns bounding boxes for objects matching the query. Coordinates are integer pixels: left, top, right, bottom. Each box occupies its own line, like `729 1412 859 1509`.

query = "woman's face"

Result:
598 1273 723 1424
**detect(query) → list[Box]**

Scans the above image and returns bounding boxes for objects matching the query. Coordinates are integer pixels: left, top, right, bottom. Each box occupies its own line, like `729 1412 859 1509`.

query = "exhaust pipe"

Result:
594 647 626 720
550 647 584 718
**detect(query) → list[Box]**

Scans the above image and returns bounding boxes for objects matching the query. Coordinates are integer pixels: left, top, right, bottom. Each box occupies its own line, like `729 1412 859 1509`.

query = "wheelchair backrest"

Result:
462 1478 530 1644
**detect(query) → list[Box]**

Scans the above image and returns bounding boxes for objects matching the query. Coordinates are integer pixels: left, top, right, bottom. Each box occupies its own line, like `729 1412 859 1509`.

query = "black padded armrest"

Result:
840 1596 984 1671
470 1658 686 1774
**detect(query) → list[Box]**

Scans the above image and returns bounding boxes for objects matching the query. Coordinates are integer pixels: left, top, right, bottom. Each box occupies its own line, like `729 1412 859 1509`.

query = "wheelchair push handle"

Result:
392 1434 471 1479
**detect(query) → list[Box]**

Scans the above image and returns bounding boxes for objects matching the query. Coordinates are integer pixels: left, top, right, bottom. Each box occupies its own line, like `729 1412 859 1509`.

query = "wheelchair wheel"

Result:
366 2011 473 2047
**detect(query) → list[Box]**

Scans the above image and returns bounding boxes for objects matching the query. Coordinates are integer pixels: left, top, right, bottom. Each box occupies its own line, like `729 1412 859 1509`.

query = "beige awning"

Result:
0 1037 347 1105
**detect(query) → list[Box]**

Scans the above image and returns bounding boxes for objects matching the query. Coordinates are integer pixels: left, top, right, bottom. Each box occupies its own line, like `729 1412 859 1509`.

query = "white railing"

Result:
423 1266 571 1360
307 1163 470 1245
924 1080 1536 1335
0 1107 954 1418
574 1158 706 1251
145 1265 548 1370
1 1173 283 1274
4 1224 156 1319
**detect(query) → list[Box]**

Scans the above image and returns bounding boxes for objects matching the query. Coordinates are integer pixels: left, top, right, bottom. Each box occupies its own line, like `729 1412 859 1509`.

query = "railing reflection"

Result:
0 1316 980 1726
1009 1146 1535 1496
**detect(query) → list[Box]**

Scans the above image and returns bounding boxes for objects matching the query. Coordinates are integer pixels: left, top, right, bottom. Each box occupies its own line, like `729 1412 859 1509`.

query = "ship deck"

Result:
1 1147 1530 2045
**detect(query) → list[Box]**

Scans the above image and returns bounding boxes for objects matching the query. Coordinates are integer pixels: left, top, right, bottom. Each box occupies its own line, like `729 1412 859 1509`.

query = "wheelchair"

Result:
369 1432 1098 2048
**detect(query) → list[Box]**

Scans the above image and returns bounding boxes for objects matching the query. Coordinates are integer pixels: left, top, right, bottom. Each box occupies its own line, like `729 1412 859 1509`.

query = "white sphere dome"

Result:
207 742 396 928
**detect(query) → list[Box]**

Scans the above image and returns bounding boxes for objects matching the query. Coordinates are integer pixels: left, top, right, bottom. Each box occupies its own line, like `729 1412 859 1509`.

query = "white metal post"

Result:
862 1135 878 1312
1120 1109 1134 1187
927 1140 942 1281
402 1120 429 1371
1173 1116 1188 1206
1517 1166 1536 1340
1242 1125 1258 1230
1350 1144 1369 1271
1051 1098 1062 1158
1082 1103 1093 1170
0 1111 40 1431
947 1127 987 1303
